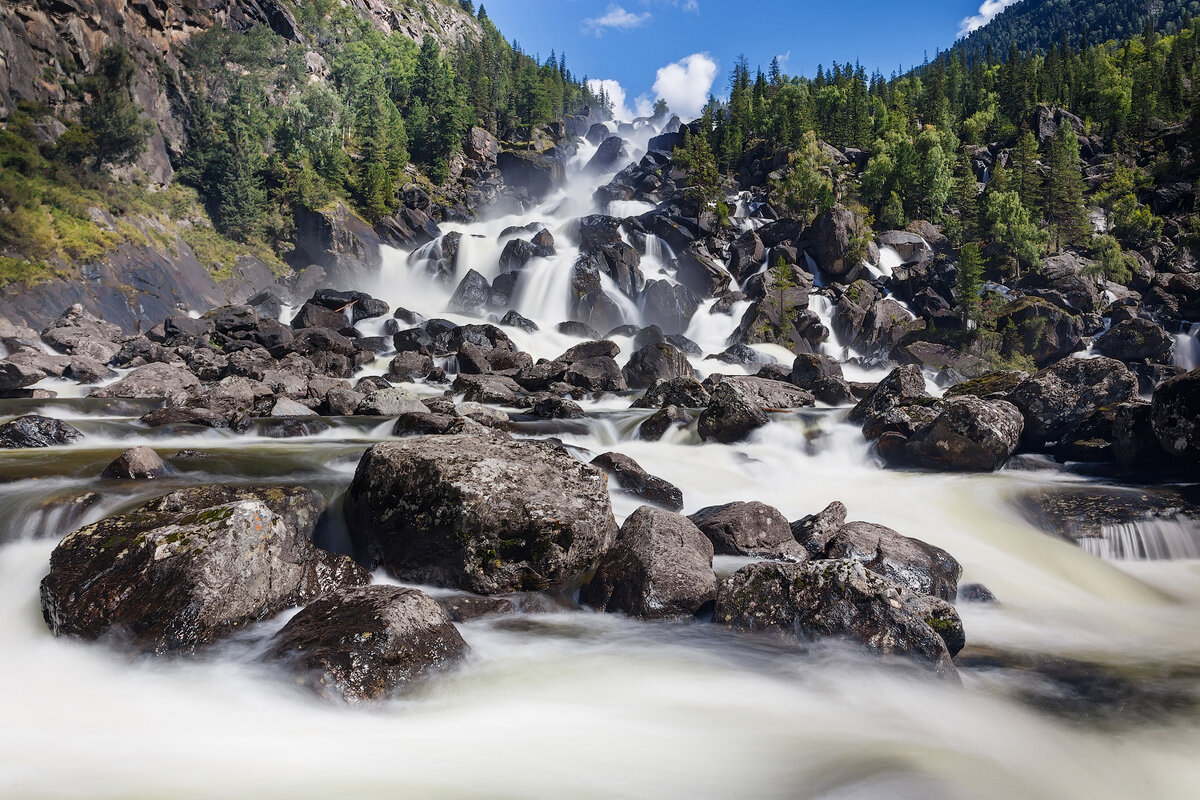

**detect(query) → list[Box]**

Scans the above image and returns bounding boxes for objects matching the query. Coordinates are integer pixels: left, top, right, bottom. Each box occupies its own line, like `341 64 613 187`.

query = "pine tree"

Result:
954 241 985 324
1044 126 1087 250
769 130 834 224
67 44 154 169
951 149 979 245
1010 125 1043 218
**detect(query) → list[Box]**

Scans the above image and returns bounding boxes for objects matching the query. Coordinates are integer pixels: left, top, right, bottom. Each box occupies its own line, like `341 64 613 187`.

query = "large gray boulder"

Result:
899 396 1024 472
622 343 692 390
1009 357 1138 446
821 521 961 601
714 559 962 677
89 362 201 405
267 585 468 703
582 506 717 620
697 381 769 443
1151 369 1200 467
590 452 684 511
706 375 814 409
40 486 368 654
344 435 618 594
1095 318 1173 363
689 500 802 558
0 415 82 448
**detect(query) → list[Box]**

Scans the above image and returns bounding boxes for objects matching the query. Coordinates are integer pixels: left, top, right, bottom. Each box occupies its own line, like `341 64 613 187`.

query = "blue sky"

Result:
481 1 1021 119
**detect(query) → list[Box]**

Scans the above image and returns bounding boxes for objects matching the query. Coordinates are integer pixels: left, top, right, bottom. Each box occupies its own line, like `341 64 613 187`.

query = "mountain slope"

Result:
956 0 1199 56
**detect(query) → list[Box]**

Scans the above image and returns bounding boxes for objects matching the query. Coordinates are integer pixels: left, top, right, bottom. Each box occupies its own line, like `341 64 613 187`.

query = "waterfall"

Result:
1173 322 1200 371
1078 516 1200 561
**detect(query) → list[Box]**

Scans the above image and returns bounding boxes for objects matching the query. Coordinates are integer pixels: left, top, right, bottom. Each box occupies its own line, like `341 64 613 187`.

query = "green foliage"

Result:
769 130 834 224
59 44 154 170
1009 126 1043 218
954 241 985 323
1097 164 1163 248
1044 126 1088 250
674 129 722 205
982 189 1046 275
1084 234 1133 285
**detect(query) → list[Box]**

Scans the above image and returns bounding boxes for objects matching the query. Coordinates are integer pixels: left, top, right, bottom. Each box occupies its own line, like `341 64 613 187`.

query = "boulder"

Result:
898 396 1024 472
847 365 929 424
821 522 961 601
1009 357 1138 446
581 506 717 620
697 380 770 443
267 585 468 703
41 304 123 363
355 388 426 417
1095 318 1174 363
689 501 800 558
707 375 814 409
0 359 46 391
791 501 848 555
990 297 1084 367
0 415 82 448
448 269 492 315
632 376 710 409
100 447 167 480
809 207 860 279
622 343 693 390
344 436 618 594
714 559 962 676
639 405 690 441
1150 369 1200 466
40 486 368 654
89 363 201 405
590 452 684 511
497 149 565 199
586 136 629 173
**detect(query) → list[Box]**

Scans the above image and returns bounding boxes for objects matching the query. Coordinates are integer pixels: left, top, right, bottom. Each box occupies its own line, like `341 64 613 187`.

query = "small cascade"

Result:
1173 322 1200 371
1078 516 1200 561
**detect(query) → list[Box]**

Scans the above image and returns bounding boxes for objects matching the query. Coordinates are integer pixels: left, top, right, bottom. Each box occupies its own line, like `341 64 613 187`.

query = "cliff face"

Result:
0 0 480 183
0 0 482 330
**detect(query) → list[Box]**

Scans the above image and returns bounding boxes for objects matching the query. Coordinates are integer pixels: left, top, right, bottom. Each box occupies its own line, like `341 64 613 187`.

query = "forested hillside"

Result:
956 0 1200 60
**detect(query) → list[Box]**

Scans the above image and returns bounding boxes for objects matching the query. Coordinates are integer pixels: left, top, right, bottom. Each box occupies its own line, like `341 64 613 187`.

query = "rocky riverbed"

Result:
2 120 1200 799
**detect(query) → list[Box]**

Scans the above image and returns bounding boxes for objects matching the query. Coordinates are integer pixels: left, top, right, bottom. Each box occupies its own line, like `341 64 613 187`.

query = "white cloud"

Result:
588 78 635 121
958 0 1021 38
583 5 653 36
651 53 718 120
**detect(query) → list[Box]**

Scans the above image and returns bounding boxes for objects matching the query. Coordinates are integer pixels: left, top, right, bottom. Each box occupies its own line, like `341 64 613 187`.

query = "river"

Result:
1 123 1199 800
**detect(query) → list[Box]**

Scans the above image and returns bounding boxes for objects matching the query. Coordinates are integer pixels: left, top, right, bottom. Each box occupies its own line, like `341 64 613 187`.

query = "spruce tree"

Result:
1044 126 1087 251
954 242 985 325
1010 126 1043 218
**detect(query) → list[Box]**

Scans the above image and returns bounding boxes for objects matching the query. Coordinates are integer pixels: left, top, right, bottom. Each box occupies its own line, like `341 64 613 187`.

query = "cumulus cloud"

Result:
651 53 718 120
587 78 654 122
583 5 653 36
958 0 1021 37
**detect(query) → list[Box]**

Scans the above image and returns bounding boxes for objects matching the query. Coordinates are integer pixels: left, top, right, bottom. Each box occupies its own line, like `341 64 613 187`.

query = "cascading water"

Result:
3 116 1200 800
1174 321 1200 371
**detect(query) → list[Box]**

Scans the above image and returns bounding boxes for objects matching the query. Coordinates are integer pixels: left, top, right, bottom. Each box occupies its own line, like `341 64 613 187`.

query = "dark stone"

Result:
639 405 691 441
1095 318 1173 363
0 415 82 448
897 396 1024 472
448 269 492 315
697 381 770 443
1009 357 1138 447
591 452 684 511
822 522 962 601
1151 369 1200 466
500 310 538 333
582 506 716 619
344 436 618 594
622 343 693 390
790 501 848 555
689 501 801 558
632 376 710 409
40 486 368 654
100 446 167 480
714 559 961 676
267 584 468 703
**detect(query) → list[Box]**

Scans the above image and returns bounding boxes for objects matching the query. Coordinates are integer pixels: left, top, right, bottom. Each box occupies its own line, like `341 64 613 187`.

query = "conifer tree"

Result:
954 241 985 324
1044 126 1087 250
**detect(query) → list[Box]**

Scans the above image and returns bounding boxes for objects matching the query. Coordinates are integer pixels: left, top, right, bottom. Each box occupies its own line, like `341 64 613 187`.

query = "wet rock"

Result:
437 594 517 623
90 363 201 405
640 280 701 334
790 501 848 555
355 388 425 417
847 365 929 424
809 207 860 278
0 359 45 391
639 404 691 441
990 297 1084 367
322 388 366 416
706 375 814 409
897 396 1024 472
582 506 717 619
632 376 710 409
565 357 628 393
958 584 997 603
500 310 538 333
456 402 510 429
586 136 629 173
291 302 350 332
689 501 801 558
140 406 228 429
709 343 770 367
261 418 332 438
1009 357 1138 447
453 373 522 404
40 486 368 654
100 447 166 480
697 381 770 443
1095 318 1173 363
714 559 961 676
821 522 962 601
591 452 684 511
267 585 467 704
203 305 260 336
1151 369 1200 466
1113 402 1164 470
41 304 124 363
790 354 854 405
392 412 459 436
344 436 618 594
272 398 317 417
0 415 82 448
944 370 1029 400
308 289 389 322
448 269 492 315
622 343 693 390
387 351 435 382
531 396 585 419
